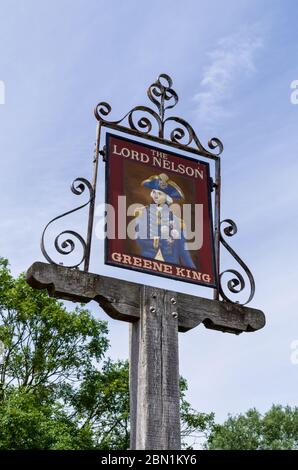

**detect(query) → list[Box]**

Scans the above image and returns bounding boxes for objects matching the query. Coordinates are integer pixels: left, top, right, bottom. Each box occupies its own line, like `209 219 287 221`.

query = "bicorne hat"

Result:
141 173 184 200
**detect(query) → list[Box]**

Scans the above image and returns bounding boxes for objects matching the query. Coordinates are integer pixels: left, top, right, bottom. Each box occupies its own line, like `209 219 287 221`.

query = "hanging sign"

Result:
105 133 217 288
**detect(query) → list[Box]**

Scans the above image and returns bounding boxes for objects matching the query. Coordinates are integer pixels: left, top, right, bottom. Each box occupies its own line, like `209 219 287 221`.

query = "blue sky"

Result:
1 0 298 437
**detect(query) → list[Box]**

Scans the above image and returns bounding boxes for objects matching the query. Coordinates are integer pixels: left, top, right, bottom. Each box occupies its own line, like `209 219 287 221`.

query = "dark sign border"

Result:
104 132 218 289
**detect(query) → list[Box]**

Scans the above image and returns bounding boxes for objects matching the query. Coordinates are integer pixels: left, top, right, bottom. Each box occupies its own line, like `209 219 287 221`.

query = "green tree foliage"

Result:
0 257 109 449
207 406 298 450
0 258 212 449
0 388 94 449
2 258 296 450
70 359 130 449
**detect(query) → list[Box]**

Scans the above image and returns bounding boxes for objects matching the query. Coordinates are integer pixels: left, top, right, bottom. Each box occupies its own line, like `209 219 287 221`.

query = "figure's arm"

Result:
173 217 196 269
134 206 147 241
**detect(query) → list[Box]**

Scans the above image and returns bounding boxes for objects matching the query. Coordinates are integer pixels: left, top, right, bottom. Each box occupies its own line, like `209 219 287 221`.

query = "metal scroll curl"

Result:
94 73 223 158
163 116 224 156
219 219 255 306
94 102 163 137
41 178 94 268
147 73 178 119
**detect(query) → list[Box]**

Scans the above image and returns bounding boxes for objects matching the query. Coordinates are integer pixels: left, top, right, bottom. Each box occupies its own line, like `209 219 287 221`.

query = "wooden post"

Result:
130 286 181 450
26 262 266 450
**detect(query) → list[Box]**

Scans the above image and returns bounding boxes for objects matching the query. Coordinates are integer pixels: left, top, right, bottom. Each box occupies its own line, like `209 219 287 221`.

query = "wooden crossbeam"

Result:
27 262 265 335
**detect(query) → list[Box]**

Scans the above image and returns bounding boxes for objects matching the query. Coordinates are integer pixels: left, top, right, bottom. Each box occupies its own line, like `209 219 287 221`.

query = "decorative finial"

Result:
147 74 178 121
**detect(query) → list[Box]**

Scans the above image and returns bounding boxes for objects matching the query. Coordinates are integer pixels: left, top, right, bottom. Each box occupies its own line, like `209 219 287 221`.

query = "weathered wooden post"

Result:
27 74 266 450
129 287 181 450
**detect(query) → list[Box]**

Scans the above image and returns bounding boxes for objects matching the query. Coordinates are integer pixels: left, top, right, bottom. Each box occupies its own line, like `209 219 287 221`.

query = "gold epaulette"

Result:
133 206 146 217
179 218 186 229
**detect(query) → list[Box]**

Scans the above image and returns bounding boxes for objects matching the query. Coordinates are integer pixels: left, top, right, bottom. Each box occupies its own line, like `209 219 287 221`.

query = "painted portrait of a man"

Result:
133 173 196 269
105 133 216 287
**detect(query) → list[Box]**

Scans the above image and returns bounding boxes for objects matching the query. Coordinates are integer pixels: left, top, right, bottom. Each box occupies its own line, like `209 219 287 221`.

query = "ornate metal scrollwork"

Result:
219 219 255 306
41 178 94 268
40 73 257 309
94 73 223 158
147 73 178 120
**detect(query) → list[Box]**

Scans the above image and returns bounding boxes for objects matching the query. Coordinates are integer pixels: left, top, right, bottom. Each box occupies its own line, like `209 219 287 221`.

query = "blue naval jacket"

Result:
134 204 196 269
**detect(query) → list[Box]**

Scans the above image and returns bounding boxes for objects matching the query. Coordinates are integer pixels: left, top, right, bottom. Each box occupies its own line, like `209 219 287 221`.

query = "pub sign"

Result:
105 133 217 288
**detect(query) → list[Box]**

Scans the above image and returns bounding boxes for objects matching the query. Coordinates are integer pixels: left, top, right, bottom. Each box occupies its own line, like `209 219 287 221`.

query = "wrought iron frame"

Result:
41 73 255 306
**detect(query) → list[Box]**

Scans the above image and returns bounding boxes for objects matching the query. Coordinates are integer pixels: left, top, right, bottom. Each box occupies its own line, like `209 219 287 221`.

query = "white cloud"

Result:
193 26 263 124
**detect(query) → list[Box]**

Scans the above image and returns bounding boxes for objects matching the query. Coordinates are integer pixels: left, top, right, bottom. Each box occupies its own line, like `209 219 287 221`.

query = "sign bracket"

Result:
39 73 255 307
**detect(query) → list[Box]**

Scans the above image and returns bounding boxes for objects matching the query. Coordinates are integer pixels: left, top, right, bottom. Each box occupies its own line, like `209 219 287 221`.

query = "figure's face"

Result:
151 189 167 205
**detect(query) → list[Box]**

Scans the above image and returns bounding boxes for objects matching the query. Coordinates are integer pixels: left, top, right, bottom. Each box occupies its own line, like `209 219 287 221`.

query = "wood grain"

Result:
26 262 266 334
